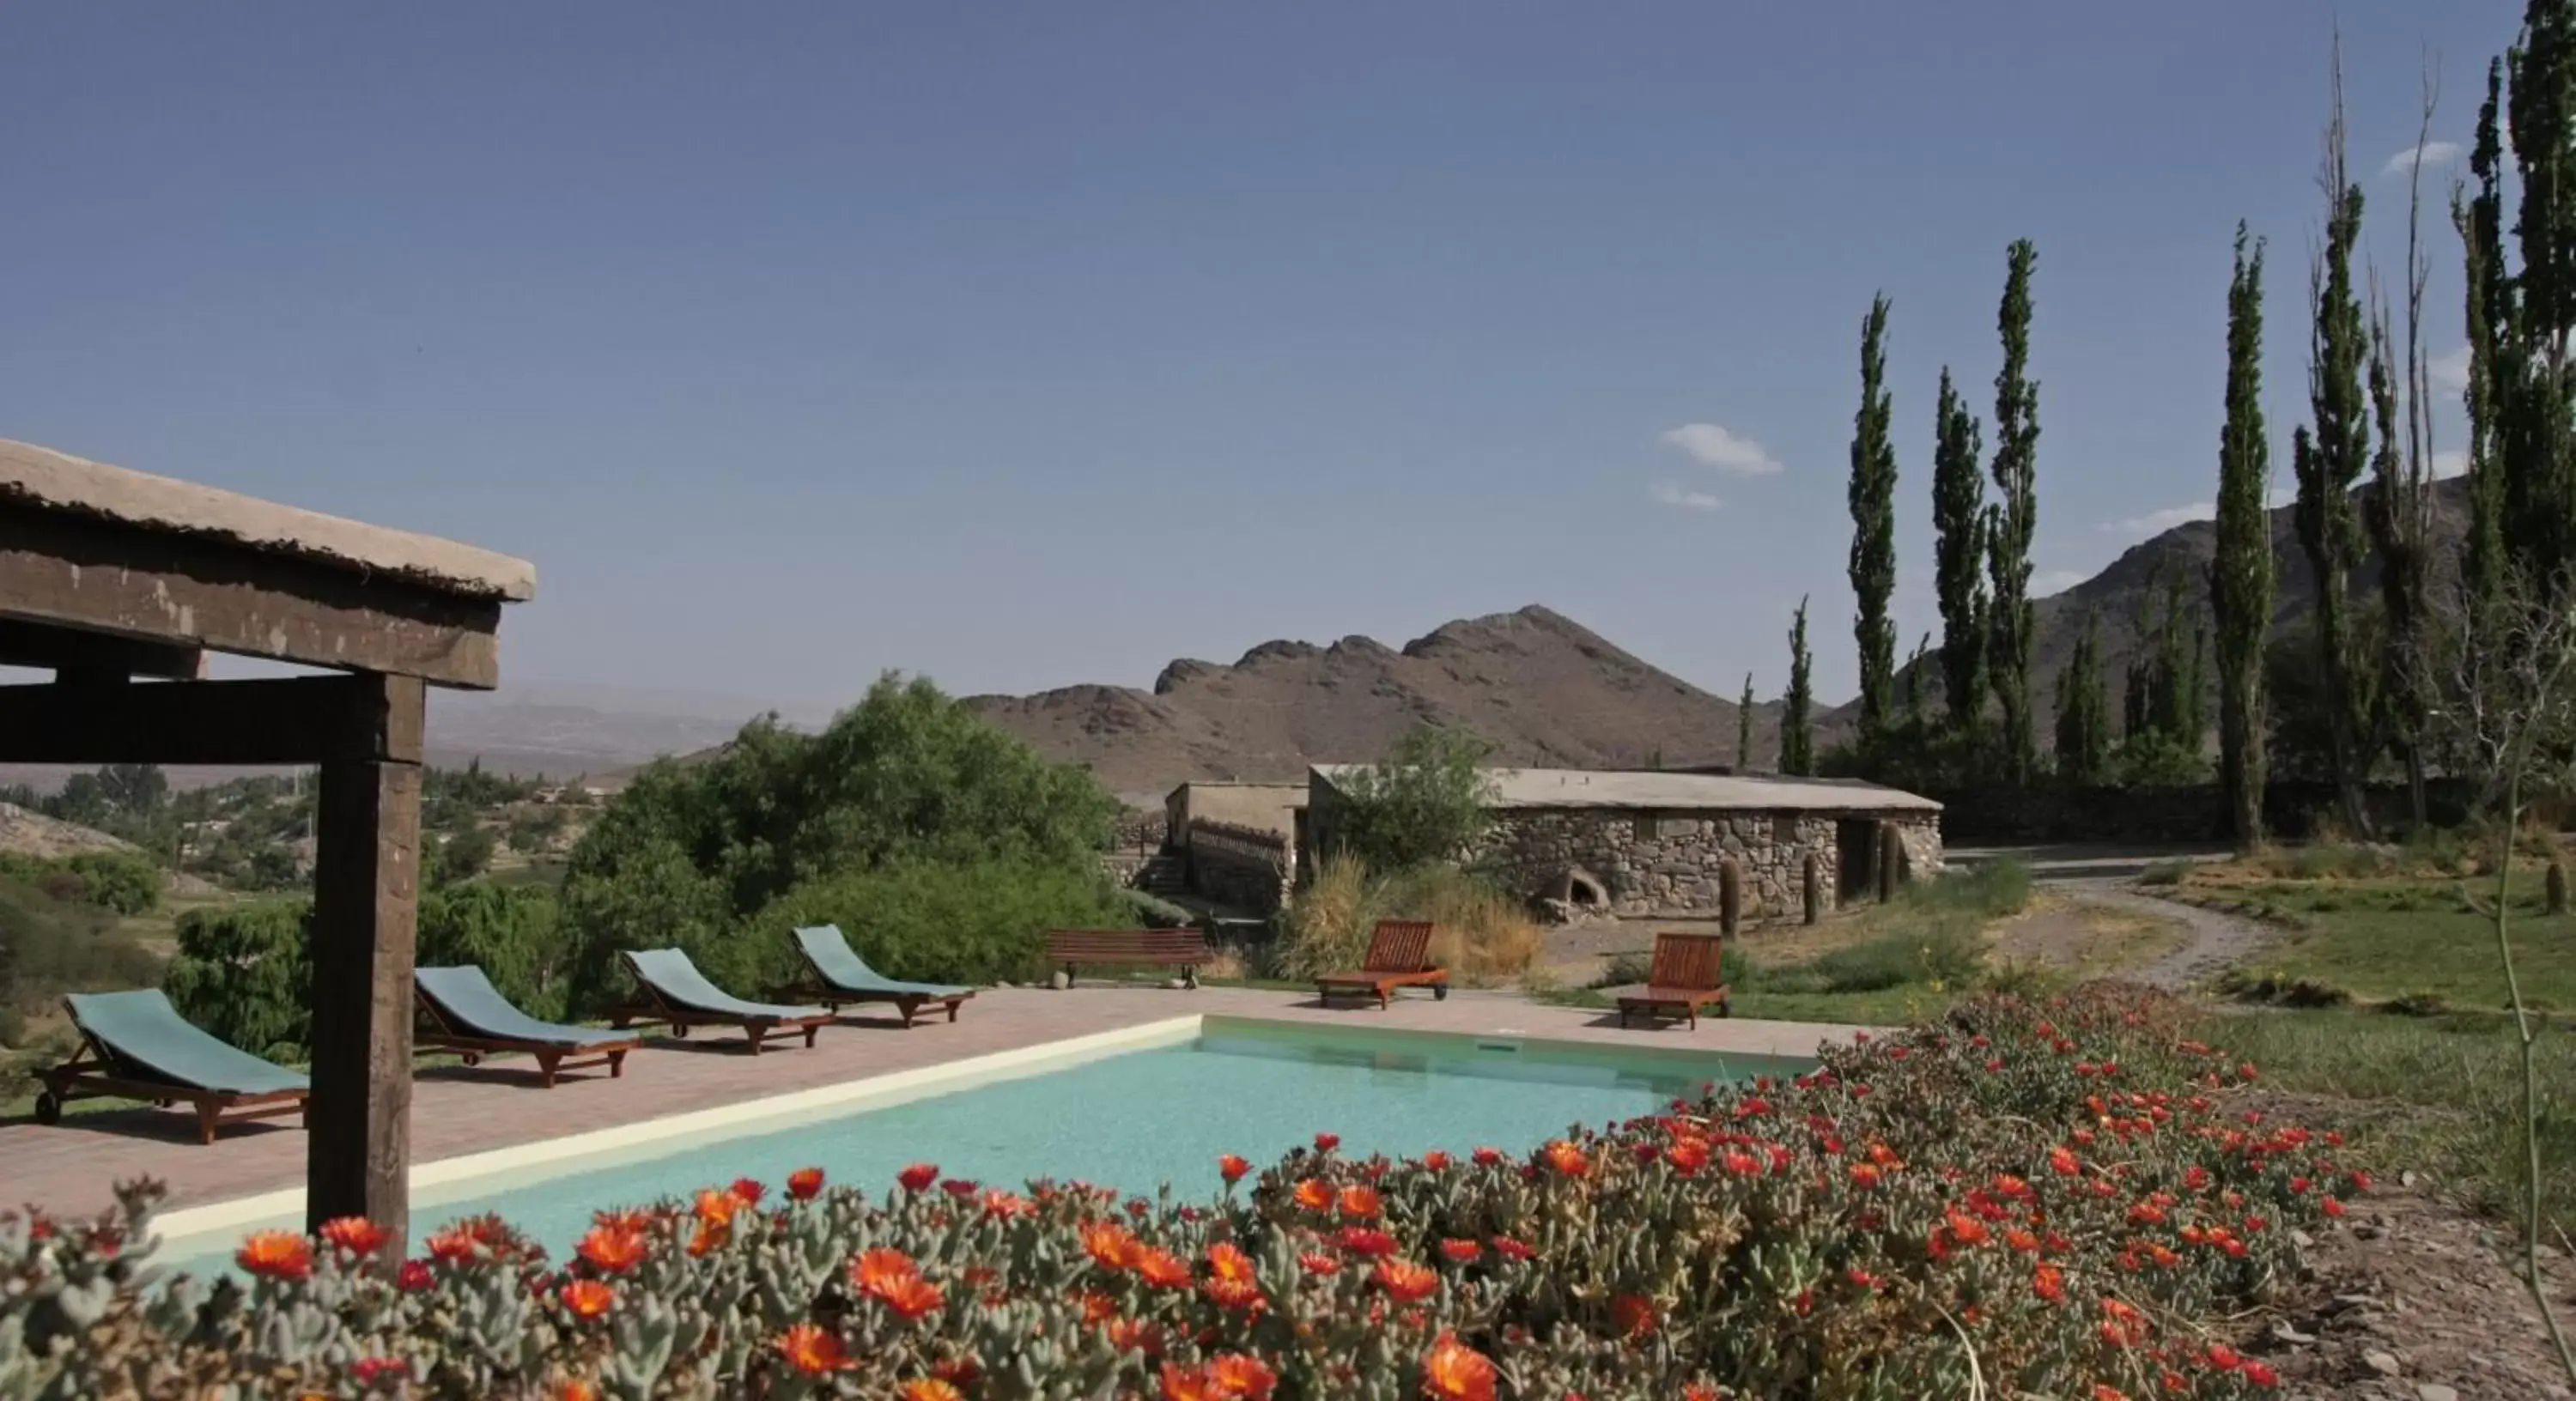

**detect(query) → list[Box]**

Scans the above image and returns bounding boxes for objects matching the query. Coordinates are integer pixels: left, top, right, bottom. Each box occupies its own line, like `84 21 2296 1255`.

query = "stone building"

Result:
1303 765 1941 922
1160 780 1309 914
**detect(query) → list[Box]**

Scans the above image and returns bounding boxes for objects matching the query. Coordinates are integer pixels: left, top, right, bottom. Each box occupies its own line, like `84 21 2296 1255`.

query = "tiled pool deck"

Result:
0 987 1862 1223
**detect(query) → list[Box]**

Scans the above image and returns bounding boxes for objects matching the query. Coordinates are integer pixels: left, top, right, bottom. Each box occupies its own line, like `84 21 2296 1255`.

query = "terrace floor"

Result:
0 986 1862 1225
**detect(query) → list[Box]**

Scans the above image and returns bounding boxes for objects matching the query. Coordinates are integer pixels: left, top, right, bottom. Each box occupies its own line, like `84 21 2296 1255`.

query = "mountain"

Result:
1832 476 2473 736
962 605 1764 803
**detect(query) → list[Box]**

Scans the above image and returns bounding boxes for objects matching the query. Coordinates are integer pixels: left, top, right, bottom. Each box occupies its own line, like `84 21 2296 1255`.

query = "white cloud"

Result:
1649 480 1723 512
2381 140 2464 179
1658 422 1783 477
2432 448 2469 479
2428 343 2471 394
2097 501 2215 537
2031 569 2088 597
2266 484 2297 510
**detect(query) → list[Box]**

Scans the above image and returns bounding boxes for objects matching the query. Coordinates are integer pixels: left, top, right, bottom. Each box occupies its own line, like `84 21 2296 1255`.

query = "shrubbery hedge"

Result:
4 986 2341 1398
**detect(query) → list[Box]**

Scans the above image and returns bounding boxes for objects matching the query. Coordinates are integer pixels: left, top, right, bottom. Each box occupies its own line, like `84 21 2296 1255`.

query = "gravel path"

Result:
2050 880 2278 991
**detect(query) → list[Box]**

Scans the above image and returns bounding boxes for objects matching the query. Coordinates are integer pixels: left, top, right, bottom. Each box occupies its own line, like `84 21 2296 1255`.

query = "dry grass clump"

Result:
1271 854 1540 986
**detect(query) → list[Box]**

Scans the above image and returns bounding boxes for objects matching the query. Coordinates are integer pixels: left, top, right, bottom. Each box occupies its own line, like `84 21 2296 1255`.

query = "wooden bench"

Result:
1045 928 1212 988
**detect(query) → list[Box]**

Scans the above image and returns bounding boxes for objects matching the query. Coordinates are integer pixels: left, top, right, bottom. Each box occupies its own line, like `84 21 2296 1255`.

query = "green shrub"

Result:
756 860 1135 990
418 882 574 1022
5 987 2332 1399
1111 887 1197 929
1320 726 1496 871
0 851 162 917
0 876 158 1023
161 901 313 1061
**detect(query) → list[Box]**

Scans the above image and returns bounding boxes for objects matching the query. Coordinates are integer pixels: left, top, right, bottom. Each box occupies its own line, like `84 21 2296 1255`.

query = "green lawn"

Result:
2199 878 2576 1012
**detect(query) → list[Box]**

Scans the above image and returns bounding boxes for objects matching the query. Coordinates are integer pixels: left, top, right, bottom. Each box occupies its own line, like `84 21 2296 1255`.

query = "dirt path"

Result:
2048 878 2280 990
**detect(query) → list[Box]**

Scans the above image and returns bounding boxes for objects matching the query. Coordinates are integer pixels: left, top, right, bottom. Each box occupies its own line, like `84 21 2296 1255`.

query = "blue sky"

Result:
0 2 2510 713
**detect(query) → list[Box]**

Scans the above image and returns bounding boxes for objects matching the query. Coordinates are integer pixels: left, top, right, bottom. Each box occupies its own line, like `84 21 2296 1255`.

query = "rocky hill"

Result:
963 605 1766 801
0 801 139 859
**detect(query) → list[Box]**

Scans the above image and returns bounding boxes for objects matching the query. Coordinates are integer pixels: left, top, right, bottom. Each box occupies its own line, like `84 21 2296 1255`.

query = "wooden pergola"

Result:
0 438 534 1247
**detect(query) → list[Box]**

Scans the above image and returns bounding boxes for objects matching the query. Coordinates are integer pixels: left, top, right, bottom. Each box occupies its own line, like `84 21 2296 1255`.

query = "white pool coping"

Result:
151 1014 1204 1255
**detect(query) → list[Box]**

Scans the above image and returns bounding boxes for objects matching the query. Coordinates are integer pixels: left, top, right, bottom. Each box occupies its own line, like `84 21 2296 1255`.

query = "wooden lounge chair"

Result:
1616 931 1731 1028
1315 919 1450 1010
415 965 641 1086
780 925 975 1027
33 990 309 1143
1044 928 1213 988
611 949 833 1054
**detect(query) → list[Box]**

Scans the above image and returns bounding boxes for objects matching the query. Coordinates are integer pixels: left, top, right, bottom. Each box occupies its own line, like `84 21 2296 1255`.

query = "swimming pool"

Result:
155 1016 1812 1273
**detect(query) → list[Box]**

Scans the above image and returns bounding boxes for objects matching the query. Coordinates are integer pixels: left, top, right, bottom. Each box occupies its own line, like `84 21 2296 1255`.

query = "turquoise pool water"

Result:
160 1020 1811 1271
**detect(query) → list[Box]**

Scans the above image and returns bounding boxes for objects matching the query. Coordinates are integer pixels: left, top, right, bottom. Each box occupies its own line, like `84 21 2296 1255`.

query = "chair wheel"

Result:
1433 985 1449 1001
672 1025 689 1039
33 1092 61 1125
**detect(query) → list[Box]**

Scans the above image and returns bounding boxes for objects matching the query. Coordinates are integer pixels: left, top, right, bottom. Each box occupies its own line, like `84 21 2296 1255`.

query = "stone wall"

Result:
1480 807 1942 920
1188 819 1296 914
1112 807 1169 854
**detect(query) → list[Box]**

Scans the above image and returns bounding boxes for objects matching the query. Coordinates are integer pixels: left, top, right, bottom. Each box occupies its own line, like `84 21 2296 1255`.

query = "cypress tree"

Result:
1848 295 1900 748
2052 613 2109 785
2211 221 2275 846
2458 60 2511 622
2291 44 2379 839
1780 598 1814 777
1985 240 2042 784
2500 1 2576 590
1737 672 1755 771
1931 367 1988 735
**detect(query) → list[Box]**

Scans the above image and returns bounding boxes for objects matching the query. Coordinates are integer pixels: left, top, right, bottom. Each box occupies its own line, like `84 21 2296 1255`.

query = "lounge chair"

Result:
33 990 309 1143
1315 920 1450 1010
611 948 833 1054
415 965 642 1087
1616 931 1732 1028
781 925 974 1027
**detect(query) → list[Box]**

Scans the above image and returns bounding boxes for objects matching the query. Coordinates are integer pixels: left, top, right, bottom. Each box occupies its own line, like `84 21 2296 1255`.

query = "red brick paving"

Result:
1 987 1858 1222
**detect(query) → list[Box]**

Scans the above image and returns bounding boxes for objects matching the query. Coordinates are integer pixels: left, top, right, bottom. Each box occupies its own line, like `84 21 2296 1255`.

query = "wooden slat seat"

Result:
1043 928 1212 987
1315 919 1449 1010
1616 931 1731 1028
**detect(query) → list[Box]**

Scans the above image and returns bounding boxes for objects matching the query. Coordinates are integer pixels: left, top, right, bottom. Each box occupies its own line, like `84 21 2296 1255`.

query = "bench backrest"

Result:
1364 919 1437 973
1648 931 1725 992
1044 928 1212 963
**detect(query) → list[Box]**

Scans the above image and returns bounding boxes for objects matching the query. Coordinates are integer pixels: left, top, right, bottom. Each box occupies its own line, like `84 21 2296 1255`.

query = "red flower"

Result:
318 1216 389 1258
1472 1146 1504 1166
2033 1264 2064 1302
1609 1292 1658 1337
1438 1238 1483 1263
728 1177 765 1205
1298 1251 1342 1276
1421 1150 1453 1171
235 1230 313 1282
776 1323 855 1375
1335 1227 1398 1257
1218 1154 1252 1184
396 1258 433 1292
1490 1235 1535 1261
560 1278 616 1319
1315 1132 1341 1152
1666 1139 1711 1175
2240 1361 2279 1386
352 1356 407 1386
2049 1145 2082 1176
1375 1256 1438 1303
2321 1198 2347 1218
787 1168 826 1200
898 1162 940 1192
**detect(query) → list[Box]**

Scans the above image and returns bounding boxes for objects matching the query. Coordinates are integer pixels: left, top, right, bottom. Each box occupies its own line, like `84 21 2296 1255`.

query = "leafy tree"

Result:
1847 294 1899 748
417 882 574 1022
558 674 1121 1014
1780 597 1814 777
1736 673 1755 771
428 825 496 887
2290 46 2380 839
1984 240 2043 783
2211 221 2275 846
162 901 313 1061
1930 367 1988 737
759 860 1131 990
1325 726 1497 871
2052 613 2111 785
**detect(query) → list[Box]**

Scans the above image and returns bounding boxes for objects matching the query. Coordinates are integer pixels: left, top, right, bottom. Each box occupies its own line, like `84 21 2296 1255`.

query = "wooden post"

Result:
1802 852 1822 925
2550 859 2568 917
1874 822 1899 903
307 674 426 1252
1719 858 1742 937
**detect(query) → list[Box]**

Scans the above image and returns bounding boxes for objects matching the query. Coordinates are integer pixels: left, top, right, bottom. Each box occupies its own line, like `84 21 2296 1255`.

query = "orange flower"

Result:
235 1230 313 1282
853 1247 922 1299
317 1216 389 1258
1293 1178 1334 1211
591 1208 651 1234
577 1225 648 1274
2033 1264 2065 1302
1218 1154 1253 1183
425 1228 478 1264
692 1187 741 1228
1609 1292 1659 1337
556 1381 598 1401
1848 1162 1883 1189
1339 1184 1382 1218
787 1168 826 1200
981 1189 1036 1219
1422 1331 1498 1401
1422 1150 1453 1171
1543 1140 1589 1177
1374 1256 1438 1304
1666 1138 1711 1174
776 1322 855 1375
1081 1221 1139 1271
1133 1247 1194 1289
1108 1316 1163 1355
902 1381 964 1401
1298 1251 1342 1276
2049 1145 2082 1176
1206 1241 1264 1310
685 1222 726 1258
1158 1362 1218 1401
560 1278 616 1319
877 1273 947 1320
1207 1354 1279 1399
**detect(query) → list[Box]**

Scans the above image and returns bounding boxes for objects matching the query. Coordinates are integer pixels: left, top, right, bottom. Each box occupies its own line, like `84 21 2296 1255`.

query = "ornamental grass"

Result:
2 985 2348 1399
